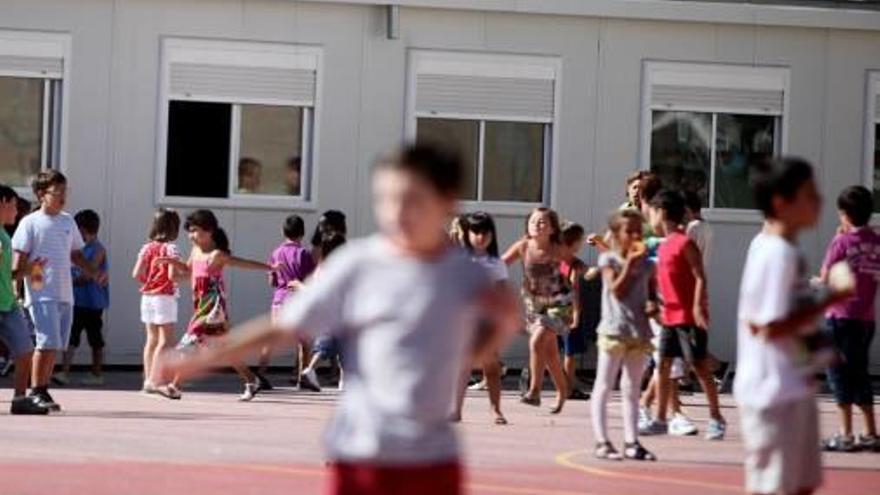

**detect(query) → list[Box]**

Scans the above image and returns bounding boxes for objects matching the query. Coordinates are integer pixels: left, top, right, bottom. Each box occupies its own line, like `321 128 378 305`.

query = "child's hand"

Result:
271 262 284 272
587 234 609 252
287 280 304 291
97 271 109 286
583 266 600 281
645 300 659 318
694 305 709 330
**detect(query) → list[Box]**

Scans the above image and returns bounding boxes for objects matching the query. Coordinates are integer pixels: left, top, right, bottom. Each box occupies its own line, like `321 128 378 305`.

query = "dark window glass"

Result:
165 101 231 198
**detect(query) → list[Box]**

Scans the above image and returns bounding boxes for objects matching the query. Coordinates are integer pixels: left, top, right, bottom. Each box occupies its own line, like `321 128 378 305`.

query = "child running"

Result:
453 211 509 424
259 214 317 391
155 209 275 401
0 184 50 414
816 185 880 452
131 208 181 394
59 210 110 385
558 222 591 400
156 144 520 495
642 190 726 440
504 208 571 414
592 209 656 461
735 157 853 495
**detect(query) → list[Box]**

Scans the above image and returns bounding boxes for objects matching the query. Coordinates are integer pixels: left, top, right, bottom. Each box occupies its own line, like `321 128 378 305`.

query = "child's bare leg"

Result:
483 356 504 422
32 350 57 388
694 360 724 421
563 355 577 395
641 373 657 410
837 403 854 436
233 362 256 383
143 325 158 383
669 380 684 415
655 358 673 422
526 330 546 399
12 352 33 396
857 403 876 436
543 334 567 412
258 346 271 375
91 347 103 376
61 348 74 375
298 342 312 378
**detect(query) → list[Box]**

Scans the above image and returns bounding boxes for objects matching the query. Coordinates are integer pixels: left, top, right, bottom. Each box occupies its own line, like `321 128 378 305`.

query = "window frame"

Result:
156 38 322 210
640 61 790 223
865 71 880 217
406 50 561 216
0 30 70 199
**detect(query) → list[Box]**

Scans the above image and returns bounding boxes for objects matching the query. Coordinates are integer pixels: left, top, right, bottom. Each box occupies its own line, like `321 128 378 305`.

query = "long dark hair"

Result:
310 210 347 247
463 211 499 257
184 209 230 254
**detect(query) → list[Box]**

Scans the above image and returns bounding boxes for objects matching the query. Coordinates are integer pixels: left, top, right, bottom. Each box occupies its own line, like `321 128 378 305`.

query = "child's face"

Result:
527 212 554 240
373 168 455 253
775 178 822 230
40 183 66 214
615 218 643 252
627 181 641 205
564 236 585 258
187 226 213 250
78 227 96 242
468 229 493 254
0 198 17 226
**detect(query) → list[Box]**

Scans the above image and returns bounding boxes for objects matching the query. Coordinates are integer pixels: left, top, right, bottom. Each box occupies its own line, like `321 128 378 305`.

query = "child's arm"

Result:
569 266 581 330
216 252 274 272
603 252 645 300
131 249 147 281
71 250 106 285
683 242 708 329
501 238 527 266
587 233 610 253
646 268 660 319
750 290 852 340
11 251 43 282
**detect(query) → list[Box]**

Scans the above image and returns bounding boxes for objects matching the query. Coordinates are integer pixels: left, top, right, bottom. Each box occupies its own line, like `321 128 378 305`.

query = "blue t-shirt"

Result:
72 239 109 310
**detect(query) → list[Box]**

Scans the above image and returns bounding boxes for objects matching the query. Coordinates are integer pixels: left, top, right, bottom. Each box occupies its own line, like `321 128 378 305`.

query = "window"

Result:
408 51 558 207
0 31 67 193
867 72 880 211
158 39 319 207
643 63 788 212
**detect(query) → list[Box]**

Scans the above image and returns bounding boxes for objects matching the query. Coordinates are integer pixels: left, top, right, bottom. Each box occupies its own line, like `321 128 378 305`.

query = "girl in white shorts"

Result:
131 209 181 393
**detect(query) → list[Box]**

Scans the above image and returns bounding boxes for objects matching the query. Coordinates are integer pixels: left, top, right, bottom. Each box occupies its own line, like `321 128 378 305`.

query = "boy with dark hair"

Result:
736 157 853 495
816 185 879 452
559 222 590 400
57 209 109 386
11 171 104 412
158 143 520 495
642 190 726 440
0 184 50 414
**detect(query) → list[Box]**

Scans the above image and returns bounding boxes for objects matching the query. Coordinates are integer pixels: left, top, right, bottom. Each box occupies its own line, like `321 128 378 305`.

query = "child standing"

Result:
157 144 521 495
453 211 509 424
559 222 591 401
504 208 571 414
0 184 50 414
259 214 316 391
592 209 656 461
132 208 181 393
735 157 851 495
156 209 275 401
59 210 110 385
12 171 104 412
817 185 879 452
642 190 726 440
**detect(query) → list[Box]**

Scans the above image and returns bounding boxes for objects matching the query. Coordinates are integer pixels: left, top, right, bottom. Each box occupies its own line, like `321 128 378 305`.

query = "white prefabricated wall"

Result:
2 0 880 370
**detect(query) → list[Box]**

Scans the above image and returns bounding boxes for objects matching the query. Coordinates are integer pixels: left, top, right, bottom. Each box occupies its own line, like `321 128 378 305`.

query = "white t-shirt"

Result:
733 232 814 410
472 254 508 283
11 210 85 305
686 219 713 265
278 236 491 464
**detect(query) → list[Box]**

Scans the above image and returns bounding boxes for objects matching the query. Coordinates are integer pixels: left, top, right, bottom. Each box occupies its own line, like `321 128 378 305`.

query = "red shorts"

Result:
326 461 462 495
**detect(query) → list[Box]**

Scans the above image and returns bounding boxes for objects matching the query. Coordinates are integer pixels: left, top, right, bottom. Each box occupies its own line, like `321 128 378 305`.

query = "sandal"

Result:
494 415 508 425
623 442 657 461
520 395 541 407
594 441 622 461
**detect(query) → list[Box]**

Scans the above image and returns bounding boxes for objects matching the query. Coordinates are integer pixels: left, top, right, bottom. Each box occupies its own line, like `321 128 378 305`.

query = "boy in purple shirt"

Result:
817 186 880 452
255 215 316 390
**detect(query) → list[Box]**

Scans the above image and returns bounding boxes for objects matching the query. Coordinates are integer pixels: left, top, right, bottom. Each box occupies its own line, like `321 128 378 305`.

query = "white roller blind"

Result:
0 32 67 79
0 54 63 79
413 52 557 122
647 63 787 116
164 39 319 106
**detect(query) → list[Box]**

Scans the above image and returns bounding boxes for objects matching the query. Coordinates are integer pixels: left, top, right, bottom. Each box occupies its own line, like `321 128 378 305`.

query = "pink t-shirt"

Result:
822 227 880 322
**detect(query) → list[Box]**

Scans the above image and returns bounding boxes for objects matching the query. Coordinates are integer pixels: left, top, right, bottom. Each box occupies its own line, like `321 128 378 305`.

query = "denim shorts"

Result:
825 318 875 405
0 307 34 358
29 301 73 351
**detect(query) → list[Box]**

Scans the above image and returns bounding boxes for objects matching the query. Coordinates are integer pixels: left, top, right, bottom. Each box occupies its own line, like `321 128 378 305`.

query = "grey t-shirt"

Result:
597 252 654 341
278 235 490 464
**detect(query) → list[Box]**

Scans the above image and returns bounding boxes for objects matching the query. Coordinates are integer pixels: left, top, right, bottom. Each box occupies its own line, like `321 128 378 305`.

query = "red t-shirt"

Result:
137 241 179 296
657 232 704 326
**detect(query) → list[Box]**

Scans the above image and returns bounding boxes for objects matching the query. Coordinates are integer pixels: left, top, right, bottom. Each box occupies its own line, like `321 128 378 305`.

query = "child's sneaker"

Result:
10 396 50 415
468 379 488 391
29 389 61 412
822 433 857 452
638 407 653 432
156 384 182 400
80 374 104 386
239 382 259 402
51 372 70 386
639 419 667 436
141 381 159 395
669 413 698 436
856 434 880 452
705 418 726 441
299 368 321 392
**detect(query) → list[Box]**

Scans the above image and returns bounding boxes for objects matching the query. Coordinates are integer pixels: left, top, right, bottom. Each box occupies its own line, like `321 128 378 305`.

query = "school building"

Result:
2 0 880 371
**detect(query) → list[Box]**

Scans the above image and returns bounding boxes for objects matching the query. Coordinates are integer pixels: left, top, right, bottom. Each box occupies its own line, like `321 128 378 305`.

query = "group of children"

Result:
0 143 877 495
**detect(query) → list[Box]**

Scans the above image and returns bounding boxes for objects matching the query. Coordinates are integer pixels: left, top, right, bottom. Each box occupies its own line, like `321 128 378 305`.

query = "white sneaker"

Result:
300 369 322 392
705 418 726 441
468 379 488 391
337 378 344 391
239 382 259 402
669 413 698 436
638 406 652 432
80 374 104 386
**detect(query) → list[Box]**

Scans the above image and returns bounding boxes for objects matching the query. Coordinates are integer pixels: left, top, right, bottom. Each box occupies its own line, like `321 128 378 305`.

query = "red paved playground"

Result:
0 373 877 495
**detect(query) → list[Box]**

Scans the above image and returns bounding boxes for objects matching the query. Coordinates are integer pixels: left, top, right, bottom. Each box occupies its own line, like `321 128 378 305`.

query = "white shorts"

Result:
140 295 178 325
740 398 822 495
